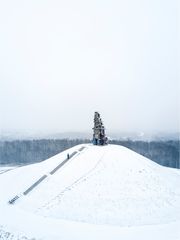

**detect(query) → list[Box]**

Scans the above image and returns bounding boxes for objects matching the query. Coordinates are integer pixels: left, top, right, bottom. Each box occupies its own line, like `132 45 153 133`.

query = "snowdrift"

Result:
0 144 180 239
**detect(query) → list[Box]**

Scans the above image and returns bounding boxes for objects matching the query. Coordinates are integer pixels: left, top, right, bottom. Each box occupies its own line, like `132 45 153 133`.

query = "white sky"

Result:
0 0 179 134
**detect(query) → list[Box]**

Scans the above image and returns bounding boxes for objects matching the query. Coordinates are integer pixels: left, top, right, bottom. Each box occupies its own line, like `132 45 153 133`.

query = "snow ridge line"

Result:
8 146 87 205
38 149 107 212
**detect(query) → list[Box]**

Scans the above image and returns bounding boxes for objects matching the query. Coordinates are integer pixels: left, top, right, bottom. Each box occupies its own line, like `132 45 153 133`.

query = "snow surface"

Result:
0 166 17 175
0 144 180 239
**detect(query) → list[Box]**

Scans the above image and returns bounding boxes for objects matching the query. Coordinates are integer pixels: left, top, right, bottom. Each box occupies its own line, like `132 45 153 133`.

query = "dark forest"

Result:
0 139 179 169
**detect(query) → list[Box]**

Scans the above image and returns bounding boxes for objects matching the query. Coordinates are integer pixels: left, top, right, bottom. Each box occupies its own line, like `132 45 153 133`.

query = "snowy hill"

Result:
0 144 180 240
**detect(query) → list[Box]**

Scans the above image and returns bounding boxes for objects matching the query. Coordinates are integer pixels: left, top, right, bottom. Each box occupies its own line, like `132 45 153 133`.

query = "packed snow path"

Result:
8 146 86 204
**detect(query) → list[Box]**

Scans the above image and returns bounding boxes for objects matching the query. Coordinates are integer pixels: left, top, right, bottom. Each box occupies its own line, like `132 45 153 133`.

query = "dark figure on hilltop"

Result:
92 112 108 146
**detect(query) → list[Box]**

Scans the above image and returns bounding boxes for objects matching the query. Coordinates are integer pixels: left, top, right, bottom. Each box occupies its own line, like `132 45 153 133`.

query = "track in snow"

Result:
38 148 106 211
8 146 86 204
0 167 18 175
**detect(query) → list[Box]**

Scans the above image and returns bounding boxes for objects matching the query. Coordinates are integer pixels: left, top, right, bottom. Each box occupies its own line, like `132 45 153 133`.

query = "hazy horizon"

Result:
0 129 179 141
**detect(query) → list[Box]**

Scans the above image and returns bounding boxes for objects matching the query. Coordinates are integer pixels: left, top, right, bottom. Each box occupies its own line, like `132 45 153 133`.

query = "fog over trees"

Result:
0 139 179 169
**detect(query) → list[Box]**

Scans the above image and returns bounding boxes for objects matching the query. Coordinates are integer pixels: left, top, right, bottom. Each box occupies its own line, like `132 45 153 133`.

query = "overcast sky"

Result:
0 0 179 134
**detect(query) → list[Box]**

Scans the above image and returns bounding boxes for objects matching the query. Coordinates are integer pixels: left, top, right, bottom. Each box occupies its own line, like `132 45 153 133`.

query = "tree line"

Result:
0 139 179 168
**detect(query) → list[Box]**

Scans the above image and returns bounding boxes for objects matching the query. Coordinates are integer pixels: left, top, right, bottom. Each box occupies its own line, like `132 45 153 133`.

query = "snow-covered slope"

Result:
0 144 180 239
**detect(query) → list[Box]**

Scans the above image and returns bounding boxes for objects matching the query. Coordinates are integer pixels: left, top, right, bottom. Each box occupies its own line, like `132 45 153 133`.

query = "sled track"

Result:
8 146 86 204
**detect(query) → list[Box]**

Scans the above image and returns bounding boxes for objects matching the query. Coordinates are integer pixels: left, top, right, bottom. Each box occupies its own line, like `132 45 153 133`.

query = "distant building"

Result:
92 112 108 145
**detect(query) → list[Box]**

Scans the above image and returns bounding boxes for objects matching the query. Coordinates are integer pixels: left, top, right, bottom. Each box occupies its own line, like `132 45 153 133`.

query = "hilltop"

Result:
0 144 180 239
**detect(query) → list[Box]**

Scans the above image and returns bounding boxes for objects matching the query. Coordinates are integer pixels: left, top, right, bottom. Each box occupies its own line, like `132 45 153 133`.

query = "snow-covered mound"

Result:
0 144 180 239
